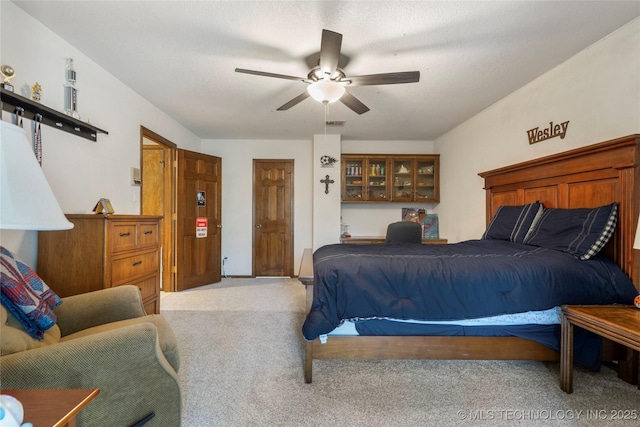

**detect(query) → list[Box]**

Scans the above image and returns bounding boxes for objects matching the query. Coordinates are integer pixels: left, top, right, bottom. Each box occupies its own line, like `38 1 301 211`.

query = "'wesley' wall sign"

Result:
527 120 569 144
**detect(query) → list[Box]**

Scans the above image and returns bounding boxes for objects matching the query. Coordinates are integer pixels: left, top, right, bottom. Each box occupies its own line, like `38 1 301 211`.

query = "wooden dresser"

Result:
37 214 162 314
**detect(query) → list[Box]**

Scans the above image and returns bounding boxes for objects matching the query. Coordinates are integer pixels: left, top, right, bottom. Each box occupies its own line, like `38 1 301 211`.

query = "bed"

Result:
299 134 640 383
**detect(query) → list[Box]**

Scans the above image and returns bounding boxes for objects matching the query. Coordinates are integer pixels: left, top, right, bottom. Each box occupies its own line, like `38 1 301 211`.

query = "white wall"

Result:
199 139 313 276
436 18 640 243
0 2 201 264
200 137 435 274
313 134 341 250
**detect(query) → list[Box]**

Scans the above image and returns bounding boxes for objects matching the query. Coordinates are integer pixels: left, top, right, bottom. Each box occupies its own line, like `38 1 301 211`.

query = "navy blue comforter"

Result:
302 240 638 341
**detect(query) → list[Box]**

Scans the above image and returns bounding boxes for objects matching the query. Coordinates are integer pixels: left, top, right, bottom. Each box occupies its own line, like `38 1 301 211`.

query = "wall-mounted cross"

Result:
320 174 335 194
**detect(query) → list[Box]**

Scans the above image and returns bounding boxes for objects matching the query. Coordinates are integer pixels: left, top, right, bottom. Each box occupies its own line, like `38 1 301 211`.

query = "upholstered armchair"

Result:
0 285 181 427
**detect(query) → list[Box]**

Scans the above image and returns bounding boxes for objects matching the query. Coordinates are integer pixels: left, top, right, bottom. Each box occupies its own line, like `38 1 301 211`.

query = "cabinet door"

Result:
390 158 415 202
415 157 439 202
366 158 389 201
343 157 365 201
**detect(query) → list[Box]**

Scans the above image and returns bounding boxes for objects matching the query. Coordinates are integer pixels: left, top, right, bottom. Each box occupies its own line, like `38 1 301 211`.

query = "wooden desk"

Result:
340 236 447 244
0 388 100 427
560 305 640 393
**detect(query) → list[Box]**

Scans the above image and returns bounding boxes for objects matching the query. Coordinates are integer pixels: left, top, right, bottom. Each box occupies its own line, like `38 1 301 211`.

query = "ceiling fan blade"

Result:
319 29 342 77
340 91 370 115
277 91 311 111
346 71 420 86
235 68 309 83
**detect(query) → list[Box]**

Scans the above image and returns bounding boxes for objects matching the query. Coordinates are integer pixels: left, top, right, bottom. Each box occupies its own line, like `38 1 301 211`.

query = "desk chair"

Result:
385 221 423 243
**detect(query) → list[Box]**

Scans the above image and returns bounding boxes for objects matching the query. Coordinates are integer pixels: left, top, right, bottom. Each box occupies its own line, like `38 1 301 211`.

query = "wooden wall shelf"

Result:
0 88 108 142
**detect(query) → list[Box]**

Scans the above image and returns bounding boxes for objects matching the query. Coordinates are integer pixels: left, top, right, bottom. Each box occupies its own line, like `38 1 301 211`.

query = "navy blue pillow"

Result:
523 203 617 260
482 202 543 244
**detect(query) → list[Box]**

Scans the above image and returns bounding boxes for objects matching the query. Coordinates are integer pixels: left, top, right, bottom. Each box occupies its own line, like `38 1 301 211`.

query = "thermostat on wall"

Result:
131 167 141 186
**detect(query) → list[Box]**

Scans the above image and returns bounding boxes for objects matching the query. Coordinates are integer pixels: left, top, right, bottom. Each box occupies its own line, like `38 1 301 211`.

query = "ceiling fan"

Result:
235 29 420 115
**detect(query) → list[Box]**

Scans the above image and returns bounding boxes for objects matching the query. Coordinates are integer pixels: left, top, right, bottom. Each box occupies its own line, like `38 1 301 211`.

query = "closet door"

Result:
253 159 294 277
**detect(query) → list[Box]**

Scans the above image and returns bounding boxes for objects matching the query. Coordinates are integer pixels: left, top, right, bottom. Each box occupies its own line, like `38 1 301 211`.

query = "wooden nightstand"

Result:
560 305 640 393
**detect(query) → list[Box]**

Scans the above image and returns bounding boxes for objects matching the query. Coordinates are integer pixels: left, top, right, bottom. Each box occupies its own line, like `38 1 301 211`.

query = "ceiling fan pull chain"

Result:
324 103 328 140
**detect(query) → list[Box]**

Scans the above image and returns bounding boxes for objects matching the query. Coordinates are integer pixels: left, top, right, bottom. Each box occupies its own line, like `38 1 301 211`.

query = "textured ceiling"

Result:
12 1 640 141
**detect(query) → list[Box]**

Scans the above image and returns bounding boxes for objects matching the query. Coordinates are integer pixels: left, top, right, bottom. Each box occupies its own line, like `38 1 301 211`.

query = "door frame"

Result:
140 126 177 292
252 159 294 277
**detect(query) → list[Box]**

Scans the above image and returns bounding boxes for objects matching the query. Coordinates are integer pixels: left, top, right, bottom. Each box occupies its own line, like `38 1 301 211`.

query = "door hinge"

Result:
171 266 177 273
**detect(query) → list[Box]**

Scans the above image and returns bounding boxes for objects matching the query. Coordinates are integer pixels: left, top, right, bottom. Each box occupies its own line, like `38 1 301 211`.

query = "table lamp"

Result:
1 120 71 427
0 120 72 230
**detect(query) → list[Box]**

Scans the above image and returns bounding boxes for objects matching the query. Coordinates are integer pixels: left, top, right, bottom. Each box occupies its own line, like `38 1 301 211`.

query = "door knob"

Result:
256 224 262 229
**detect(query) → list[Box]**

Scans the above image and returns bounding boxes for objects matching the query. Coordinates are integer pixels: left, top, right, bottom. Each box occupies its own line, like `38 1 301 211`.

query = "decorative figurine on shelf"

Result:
0 64 15 92
64 57 79 118
31 82 42 103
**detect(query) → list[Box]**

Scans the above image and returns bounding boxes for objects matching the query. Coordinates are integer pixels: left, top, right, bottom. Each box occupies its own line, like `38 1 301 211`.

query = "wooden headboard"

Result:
479 134 640 290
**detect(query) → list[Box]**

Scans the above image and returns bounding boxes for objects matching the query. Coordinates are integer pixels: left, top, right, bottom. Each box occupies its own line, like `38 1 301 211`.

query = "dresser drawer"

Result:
125 275 158 302
143 298 159 316
111 250 158 286
110 222 138 253
138 222 160 247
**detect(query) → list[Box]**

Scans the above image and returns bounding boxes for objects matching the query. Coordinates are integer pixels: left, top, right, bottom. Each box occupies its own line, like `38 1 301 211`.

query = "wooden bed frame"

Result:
299 134 640 383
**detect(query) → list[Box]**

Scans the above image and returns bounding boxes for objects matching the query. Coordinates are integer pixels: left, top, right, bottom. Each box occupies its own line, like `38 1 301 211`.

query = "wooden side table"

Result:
560 305 640 393
0 388 99 427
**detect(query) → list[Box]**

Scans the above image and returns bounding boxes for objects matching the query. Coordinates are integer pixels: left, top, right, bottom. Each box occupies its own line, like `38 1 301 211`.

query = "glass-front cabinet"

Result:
342 154 439 203
342 155 389 202
391 157 439 202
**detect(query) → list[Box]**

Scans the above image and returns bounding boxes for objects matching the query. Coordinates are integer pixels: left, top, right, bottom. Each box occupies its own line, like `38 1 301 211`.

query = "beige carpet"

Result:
160 278 640 426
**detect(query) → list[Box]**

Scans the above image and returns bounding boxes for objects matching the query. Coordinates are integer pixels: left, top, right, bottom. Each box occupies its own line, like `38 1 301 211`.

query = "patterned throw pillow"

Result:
524 203 618 260
0 246 61 339
482 201 543 244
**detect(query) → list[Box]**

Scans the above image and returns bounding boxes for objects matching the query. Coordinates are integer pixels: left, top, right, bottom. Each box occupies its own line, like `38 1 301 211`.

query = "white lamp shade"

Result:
0 121 73 230
307 80 346 104
634 214 640 249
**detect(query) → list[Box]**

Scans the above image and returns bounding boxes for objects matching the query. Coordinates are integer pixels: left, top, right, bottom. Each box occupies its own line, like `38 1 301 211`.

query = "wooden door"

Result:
142 145 164 214
141 127 176 292
253 159 293 277
176 149 222 290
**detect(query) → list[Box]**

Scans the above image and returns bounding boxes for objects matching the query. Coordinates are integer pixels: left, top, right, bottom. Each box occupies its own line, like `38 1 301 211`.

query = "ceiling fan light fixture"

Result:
307 80 345 104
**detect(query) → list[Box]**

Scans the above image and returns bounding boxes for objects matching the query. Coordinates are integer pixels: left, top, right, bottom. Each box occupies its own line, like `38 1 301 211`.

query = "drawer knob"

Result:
119 232 131 237
143 230 153 235
132 261 142 266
